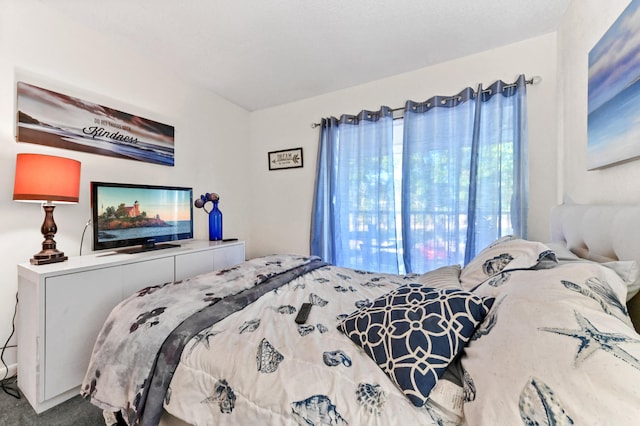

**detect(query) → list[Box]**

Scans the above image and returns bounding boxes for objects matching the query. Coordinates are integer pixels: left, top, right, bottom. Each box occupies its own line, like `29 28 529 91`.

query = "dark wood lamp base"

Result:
31 204 68 265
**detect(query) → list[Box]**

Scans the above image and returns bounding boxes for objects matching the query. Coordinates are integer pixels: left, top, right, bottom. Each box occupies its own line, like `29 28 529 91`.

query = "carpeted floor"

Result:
0 378 105 426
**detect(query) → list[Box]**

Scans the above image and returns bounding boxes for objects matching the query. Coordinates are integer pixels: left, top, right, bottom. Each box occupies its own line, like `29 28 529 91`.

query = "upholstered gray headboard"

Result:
550 204 640 332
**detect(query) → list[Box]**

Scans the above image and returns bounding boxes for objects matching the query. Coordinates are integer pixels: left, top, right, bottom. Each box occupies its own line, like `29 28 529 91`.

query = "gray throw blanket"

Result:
81 254 326 425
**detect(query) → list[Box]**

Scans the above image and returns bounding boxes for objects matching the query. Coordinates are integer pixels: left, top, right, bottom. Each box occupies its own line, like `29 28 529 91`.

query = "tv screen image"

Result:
91 182 193 253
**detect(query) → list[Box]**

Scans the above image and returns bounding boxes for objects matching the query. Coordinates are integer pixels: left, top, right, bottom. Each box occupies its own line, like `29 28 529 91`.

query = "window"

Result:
311 77 528 274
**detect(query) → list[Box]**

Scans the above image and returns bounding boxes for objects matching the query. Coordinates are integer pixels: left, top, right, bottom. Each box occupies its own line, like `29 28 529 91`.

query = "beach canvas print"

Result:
588 0 640 169
16 82 175 166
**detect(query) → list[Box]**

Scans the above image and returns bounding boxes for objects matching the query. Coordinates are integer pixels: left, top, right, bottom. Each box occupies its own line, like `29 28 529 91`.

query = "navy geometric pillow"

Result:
338 283 493 407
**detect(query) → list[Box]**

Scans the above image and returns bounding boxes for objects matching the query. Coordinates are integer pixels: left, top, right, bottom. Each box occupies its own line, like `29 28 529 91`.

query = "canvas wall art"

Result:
588 0 640 170
16 82 175 166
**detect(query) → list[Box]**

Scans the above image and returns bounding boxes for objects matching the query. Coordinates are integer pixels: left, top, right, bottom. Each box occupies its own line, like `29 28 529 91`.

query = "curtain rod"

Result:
310 75 542 128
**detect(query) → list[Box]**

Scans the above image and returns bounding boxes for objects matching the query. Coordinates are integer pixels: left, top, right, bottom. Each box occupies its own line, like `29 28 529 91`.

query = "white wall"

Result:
248 33 560 259
6 0 638 387
0 1 251 374
557 0 640 203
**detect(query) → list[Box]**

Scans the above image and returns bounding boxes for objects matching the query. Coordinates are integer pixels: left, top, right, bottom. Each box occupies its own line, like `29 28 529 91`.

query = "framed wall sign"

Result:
268 147 303 170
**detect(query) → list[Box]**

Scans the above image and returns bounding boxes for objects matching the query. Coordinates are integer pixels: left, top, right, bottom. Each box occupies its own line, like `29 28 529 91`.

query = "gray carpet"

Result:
0 379 105 426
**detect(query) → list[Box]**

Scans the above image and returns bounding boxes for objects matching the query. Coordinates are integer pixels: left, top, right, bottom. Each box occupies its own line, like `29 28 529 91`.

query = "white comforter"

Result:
83 254 458 425
84 237 640 426
164 261 457 425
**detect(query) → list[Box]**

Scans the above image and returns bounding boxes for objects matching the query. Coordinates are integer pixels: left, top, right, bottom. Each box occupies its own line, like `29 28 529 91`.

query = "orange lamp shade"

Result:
13 153 81 203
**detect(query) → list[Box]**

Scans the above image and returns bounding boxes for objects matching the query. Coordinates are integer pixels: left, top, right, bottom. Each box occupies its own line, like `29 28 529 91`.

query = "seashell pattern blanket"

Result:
81 254 458 425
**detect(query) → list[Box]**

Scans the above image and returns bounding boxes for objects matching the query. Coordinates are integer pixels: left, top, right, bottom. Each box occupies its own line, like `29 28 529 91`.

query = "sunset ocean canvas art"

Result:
588 1 640 169
16 82 175 166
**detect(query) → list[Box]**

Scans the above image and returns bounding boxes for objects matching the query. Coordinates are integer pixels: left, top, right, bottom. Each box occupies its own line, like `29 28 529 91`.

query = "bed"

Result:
81 204 640 425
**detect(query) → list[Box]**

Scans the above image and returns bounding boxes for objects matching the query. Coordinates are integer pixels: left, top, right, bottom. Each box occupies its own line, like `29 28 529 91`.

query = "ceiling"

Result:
44 0 571 111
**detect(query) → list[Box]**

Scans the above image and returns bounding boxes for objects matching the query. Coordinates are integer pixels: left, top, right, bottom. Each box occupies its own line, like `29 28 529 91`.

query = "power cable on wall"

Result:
1 292 20 399
80 219 92 255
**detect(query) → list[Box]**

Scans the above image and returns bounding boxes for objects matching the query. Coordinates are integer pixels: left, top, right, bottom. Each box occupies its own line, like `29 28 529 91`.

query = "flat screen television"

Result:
91 181 194 253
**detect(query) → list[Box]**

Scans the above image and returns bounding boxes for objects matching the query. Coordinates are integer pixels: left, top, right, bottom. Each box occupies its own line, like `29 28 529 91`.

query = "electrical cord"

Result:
80 219 92 255
1 292 20 399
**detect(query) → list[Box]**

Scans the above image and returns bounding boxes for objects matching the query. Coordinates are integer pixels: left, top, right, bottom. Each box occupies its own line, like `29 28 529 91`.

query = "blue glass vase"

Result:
208 200 223 241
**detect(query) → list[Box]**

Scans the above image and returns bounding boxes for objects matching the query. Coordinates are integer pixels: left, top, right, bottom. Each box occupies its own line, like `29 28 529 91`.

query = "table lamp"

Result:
13 153 81 265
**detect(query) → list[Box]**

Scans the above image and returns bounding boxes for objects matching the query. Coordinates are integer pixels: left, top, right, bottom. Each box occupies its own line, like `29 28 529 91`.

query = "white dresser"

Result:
17 240 245 413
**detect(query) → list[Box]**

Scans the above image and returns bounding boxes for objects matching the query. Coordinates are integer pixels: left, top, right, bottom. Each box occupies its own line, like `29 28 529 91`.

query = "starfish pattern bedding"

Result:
81 237 640 425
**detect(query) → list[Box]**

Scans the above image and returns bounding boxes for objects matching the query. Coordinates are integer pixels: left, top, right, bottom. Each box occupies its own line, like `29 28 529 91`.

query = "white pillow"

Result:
603 260 640 301
415 265 462 290
546 242 640 300
461 262 640 424
544 242 581 262
460 237 556 291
